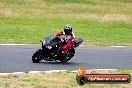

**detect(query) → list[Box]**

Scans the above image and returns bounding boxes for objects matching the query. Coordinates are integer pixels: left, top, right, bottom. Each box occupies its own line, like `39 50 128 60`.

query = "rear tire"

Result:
60 48 75 62
59 57 69 63
32 49 43 63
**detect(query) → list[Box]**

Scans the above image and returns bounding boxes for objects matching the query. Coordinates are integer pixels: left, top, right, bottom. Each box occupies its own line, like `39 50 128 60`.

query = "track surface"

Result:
0 45 132 73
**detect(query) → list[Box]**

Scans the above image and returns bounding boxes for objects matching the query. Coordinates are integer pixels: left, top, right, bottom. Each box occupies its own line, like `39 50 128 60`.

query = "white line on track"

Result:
0 69 118 75
92 69 117 70
0 44 26 45
109 46 127 48
0 44 128 48
79 45 85 46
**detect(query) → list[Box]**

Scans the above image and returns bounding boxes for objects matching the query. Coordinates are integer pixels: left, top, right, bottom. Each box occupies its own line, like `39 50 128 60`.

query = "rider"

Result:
55 24 75 56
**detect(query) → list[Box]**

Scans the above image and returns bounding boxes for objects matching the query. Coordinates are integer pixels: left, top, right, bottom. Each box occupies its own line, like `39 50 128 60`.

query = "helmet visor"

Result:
64 29 71 35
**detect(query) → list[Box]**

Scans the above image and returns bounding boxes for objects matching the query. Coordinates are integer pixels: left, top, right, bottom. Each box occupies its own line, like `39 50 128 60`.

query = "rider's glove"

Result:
60 37 64 42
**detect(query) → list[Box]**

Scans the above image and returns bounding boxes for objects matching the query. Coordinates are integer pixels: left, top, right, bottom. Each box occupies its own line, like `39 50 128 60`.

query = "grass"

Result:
0 0 132 45
0 70 132 88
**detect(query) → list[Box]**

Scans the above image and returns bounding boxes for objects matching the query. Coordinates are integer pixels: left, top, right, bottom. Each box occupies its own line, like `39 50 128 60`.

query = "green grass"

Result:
0 70 132 88
0 0 132 45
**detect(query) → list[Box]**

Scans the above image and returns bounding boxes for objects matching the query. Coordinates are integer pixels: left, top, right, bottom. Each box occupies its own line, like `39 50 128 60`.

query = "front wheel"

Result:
32 49 43 63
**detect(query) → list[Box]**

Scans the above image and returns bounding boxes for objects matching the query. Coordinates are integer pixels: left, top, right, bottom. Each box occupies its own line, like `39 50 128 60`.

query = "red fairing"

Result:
63 35 74 51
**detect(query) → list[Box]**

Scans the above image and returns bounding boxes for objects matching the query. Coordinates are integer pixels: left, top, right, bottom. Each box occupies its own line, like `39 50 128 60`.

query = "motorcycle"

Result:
32 35 83 63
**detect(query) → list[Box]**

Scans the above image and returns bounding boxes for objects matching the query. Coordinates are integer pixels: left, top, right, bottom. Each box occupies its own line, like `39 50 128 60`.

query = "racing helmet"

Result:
64 24 72 35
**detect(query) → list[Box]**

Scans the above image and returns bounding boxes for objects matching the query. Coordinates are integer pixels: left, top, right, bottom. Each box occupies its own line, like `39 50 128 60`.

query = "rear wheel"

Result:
60 48 75 62
32 49 43 63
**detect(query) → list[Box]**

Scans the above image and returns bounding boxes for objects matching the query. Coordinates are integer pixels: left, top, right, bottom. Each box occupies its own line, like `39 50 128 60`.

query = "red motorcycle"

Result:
32 35 83 63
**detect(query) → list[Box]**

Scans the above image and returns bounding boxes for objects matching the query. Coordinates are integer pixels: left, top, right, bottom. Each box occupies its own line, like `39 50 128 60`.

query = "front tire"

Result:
32 49 43 63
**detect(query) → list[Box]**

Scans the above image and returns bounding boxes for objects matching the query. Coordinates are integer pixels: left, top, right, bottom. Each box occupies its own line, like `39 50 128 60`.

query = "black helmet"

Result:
64 24 72 35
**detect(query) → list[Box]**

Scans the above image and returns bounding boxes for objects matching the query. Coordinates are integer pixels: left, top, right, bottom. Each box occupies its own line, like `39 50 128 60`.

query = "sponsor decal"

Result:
76 66 131 85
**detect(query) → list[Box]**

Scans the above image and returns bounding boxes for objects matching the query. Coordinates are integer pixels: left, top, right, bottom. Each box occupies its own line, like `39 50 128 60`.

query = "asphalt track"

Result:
0 45 132 73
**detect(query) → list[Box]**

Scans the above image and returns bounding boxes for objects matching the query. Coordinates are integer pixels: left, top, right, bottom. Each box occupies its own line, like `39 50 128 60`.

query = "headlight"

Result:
46 46 52 49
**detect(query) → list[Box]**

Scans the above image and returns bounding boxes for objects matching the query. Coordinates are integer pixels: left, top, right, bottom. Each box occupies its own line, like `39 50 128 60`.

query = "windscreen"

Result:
45 35 61 44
